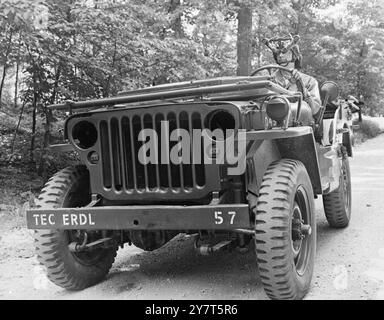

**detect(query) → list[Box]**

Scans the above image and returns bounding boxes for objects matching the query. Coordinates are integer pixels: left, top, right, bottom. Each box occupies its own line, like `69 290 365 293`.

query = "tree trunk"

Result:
356 39 368 107
0 67 7 106
169 0 183 38
236 4 253 76
291 0 304 35
30 91 38 162
256 13 262 68
0 28 14 107
14 60 20 109
38 63 62 179
14 34 22 109
38 107 52 180
104 39 117 98
9 99 27 159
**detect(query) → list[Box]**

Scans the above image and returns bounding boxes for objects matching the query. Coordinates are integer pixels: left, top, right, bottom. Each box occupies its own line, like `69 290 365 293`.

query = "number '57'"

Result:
214 211 236 225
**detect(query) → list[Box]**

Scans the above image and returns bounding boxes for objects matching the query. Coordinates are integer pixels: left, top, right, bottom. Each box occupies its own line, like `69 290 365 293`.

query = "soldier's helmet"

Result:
262 34 303 69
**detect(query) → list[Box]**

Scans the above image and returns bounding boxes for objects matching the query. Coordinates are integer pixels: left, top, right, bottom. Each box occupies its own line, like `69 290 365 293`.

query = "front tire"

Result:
249 159 316 300
33 166 117 290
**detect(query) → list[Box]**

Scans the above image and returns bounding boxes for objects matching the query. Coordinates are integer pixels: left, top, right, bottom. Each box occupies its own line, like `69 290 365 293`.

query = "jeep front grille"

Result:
66 103 238 202
99 111 206 192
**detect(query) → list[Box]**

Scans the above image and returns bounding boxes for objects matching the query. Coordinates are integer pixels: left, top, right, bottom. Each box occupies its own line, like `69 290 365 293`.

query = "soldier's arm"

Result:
305 77 321 116
300 74 321 116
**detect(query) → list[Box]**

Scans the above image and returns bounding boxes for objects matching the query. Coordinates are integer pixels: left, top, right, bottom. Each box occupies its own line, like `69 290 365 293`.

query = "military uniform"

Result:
277 71 321 117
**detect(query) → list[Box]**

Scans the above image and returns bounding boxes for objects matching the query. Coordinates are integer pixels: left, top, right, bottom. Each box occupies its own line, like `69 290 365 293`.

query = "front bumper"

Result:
26 204 251 231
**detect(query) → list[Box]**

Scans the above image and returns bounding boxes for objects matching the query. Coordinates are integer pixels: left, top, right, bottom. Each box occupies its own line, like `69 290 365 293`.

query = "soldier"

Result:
264 35 322 121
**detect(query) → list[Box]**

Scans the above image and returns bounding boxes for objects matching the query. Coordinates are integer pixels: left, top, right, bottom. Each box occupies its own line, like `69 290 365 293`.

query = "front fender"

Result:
245 127 322 195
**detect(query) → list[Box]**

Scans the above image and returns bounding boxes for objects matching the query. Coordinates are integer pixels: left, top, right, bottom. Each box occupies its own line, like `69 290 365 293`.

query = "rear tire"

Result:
249 159 316 300
323 156 351 228
33 166 117 290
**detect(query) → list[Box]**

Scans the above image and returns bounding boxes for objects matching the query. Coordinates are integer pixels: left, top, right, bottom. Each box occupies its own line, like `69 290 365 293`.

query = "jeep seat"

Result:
322 101 338 120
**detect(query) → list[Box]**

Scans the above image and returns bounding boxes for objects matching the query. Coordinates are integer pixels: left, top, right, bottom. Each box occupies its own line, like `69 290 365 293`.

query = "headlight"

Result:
71 121 98 149
205 110 236 140
266 97 290 123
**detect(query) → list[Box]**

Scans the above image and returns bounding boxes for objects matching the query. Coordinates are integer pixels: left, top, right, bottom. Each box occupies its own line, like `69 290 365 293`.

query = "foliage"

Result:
0 0 383 177
357 118 382 138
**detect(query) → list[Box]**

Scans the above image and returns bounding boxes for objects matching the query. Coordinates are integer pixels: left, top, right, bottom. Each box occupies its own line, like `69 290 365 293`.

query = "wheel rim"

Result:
67 230 107 266
291 186 312 276
291 203 303 258
65 191 108 266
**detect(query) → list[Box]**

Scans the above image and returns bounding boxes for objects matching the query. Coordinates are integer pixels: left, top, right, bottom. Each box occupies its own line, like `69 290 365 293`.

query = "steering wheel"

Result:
251 64 306 98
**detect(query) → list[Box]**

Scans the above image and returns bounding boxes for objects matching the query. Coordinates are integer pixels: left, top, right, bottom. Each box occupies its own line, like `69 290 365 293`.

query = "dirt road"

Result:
1 135 384 300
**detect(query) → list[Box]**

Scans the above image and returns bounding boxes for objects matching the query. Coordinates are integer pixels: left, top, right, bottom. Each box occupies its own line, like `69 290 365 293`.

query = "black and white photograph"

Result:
0 0 384 304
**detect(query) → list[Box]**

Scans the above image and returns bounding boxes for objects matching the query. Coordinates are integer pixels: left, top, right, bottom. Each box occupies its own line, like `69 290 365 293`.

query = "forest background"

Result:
0 0 383 183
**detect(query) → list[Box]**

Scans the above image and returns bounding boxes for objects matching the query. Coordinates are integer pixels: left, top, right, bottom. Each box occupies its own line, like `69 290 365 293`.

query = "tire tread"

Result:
33 166 117 290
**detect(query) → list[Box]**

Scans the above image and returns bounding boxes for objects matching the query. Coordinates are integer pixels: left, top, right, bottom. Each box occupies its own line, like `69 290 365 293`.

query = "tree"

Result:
1 0 383 172
236 1 253 76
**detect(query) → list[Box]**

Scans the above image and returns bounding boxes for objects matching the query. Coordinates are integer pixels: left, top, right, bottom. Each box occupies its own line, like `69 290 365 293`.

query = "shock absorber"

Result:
232 178 250 250
232 179 245 203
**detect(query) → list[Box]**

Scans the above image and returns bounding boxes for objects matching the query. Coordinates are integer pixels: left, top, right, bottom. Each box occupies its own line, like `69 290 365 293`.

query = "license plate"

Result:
29 211 96 228
26 204 251 230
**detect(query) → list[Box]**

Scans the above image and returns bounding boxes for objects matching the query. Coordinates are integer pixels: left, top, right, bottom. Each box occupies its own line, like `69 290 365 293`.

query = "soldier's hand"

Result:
292 69 302 82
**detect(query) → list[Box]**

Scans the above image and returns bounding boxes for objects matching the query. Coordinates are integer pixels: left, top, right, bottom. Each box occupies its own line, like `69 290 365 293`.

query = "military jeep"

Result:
26 64 360 300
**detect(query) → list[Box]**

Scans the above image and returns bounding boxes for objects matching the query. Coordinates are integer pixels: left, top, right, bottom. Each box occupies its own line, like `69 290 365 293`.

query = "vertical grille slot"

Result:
156 113 170 189
143 113 157 190
121 117 134 190
128 116 138 189
132 115 145 190
192 112 206 187
100 120 112 189
111 118 122 191
167 112 181 189
179 111 193 189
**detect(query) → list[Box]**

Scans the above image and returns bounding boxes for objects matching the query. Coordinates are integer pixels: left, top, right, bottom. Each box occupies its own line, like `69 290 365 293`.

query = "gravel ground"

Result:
1 134 384 300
